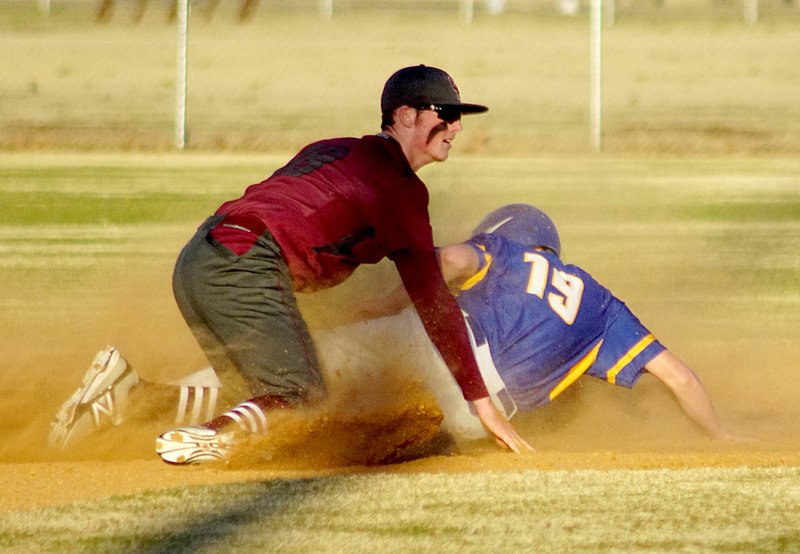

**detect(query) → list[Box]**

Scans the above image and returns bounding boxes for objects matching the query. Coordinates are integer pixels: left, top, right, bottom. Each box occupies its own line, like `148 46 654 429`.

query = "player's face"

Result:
411 106 463 166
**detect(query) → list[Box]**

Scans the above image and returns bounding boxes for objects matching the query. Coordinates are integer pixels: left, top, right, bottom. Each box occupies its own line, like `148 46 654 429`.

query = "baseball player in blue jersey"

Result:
455 205 667 413
327 203 739 444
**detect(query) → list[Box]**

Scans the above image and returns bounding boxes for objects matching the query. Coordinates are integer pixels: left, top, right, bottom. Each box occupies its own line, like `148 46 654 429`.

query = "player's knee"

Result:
649 351 697 390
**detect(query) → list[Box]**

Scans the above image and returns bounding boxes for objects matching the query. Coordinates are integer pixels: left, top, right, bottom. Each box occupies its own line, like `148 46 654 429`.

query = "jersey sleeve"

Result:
465 238 491 271
392 248 489 401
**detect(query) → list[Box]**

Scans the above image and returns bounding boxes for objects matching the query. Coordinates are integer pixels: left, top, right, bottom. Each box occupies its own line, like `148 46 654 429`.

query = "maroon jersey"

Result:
212 134 488 400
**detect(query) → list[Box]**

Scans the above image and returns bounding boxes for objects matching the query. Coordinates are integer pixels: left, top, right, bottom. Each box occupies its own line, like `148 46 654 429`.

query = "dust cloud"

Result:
2 231 799 467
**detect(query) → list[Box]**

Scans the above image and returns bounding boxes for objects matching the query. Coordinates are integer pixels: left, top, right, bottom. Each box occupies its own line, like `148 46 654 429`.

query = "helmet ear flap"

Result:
472 204 561 257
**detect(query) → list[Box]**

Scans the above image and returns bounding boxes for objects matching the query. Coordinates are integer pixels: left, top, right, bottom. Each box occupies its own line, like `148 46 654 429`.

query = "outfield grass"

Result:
1 467 798 552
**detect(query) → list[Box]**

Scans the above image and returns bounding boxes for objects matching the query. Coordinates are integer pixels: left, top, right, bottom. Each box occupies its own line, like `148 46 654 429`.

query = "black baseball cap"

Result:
380 65 489 115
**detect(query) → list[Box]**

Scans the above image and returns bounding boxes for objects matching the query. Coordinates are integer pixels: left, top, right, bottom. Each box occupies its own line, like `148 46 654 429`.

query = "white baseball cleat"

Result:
48 345 139 449
155 426 236 465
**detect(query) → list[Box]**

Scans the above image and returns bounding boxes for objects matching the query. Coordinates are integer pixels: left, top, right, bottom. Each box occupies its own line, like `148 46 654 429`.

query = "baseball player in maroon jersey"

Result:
153 65 531 463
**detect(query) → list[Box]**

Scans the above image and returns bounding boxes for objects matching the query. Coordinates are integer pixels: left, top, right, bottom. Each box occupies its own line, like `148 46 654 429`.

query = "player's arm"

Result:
393 248 532 453
437 243 482 291
645 350 742 441
352 242 480 320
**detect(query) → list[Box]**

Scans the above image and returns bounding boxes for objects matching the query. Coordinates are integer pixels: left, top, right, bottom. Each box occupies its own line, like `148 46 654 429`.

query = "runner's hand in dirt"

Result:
471 397 534 453
716 432 757 443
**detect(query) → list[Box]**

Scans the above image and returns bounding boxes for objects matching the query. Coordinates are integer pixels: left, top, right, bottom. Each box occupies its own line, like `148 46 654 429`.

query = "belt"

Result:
463 313 488 347
462 311 517 418
216 214 268 236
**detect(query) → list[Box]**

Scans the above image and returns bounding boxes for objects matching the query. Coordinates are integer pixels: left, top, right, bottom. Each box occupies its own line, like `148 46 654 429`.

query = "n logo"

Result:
91 391 115 426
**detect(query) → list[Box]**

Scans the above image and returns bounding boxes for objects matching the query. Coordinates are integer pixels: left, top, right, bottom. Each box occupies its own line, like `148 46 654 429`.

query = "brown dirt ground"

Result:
2 268 799 516
3 368 800 515
3 445 800 515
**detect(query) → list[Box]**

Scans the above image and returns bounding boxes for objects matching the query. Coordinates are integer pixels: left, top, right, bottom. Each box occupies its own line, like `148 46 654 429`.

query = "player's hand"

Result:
471 397 534 453
716 431 757 443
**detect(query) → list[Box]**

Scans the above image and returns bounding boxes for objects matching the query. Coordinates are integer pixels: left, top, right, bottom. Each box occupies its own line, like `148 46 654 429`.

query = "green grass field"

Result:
2 467 799 552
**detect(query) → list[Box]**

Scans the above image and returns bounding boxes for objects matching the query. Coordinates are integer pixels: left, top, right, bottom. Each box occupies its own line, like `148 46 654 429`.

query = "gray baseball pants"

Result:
172 215 326 405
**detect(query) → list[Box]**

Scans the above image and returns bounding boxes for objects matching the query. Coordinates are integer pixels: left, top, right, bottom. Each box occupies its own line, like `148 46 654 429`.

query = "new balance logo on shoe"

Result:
48 346 139 449
91 391 116 426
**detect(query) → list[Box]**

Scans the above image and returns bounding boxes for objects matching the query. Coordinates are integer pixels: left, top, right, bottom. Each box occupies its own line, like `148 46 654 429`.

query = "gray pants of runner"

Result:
172 215 326 407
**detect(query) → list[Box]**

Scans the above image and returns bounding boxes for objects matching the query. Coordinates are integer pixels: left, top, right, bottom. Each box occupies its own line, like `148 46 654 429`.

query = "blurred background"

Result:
1 0 798 155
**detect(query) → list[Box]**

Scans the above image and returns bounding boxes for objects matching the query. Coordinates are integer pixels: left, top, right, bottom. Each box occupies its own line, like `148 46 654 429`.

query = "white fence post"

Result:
590 0 603 152
743 0 758 25
462 0 474 23
320 0 333 20
175 0 189 149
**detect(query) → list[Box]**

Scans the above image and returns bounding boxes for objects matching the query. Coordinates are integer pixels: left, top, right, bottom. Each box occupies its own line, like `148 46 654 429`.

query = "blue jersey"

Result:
458 233 665 411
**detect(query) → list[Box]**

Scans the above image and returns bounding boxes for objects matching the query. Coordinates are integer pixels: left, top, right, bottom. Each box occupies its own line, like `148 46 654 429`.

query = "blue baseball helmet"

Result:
472 204 561 257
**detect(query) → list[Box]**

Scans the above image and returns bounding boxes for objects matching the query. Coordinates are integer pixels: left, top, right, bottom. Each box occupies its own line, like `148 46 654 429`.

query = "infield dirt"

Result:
2 265 799 515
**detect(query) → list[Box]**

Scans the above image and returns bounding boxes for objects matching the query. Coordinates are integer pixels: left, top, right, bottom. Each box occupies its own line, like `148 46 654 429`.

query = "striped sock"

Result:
205 395 292 435
175 385 219 426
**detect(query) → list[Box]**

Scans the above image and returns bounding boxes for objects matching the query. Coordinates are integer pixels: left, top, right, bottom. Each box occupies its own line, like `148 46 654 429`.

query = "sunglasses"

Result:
415 104 462 125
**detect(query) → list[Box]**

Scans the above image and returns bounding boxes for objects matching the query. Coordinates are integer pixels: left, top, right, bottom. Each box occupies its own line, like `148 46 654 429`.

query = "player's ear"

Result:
397 106 416 128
